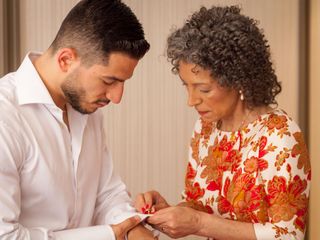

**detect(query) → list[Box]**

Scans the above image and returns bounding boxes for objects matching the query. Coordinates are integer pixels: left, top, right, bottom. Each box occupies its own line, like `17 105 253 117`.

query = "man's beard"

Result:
61 70 94 114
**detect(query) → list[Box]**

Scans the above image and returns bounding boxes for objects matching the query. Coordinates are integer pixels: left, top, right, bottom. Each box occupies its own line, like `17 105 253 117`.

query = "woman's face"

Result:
179 61 240 123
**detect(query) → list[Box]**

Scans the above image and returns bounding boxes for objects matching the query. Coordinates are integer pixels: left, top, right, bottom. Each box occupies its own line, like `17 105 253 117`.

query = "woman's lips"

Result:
197 111 210 116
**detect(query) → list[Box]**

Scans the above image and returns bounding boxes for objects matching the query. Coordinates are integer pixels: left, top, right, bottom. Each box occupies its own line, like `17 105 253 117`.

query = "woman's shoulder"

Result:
248 109 308 155
192 108 303 139
257 108 302 134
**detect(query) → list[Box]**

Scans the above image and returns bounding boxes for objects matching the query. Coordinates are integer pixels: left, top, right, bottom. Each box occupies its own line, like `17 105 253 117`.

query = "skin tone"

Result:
135 61 272 239
34 48 156 240
179 61 271 131
35 48 138 128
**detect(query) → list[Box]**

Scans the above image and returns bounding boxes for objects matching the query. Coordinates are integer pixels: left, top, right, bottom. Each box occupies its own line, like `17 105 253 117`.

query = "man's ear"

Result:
56 48 79 72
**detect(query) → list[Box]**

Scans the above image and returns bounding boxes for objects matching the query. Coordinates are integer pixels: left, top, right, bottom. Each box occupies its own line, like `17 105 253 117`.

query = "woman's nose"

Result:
187 89 201 107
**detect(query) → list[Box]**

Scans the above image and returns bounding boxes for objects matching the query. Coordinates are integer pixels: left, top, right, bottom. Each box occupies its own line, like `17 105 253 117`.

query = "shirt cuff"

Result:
105 202 137 225
54 225 115 240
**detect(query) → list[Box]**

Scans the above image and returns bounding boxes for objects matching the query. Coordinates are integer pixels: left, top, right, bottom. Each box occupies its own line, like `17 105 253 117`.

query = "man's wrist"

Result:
127 224 154 239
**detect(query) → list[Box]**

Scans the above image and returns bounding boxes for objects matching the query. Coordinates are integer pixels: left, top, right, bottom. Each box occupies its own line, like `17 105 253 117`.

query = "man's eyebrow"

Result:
102 76 126 82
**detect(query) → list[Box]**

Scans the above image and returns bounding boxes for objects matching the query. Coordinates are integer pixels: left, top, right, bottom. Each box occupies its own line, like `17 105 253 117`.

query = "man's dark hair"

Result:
167 6 281 108
50 0 150 64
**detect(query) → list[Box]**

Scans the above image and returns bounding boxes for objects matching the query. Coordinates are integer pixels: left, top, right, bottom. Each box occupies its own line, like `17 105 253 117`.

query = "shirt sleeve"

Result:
0 121 33 239
0 122 116 240
54 225 115 240
253 117 311 240
92 125 138 226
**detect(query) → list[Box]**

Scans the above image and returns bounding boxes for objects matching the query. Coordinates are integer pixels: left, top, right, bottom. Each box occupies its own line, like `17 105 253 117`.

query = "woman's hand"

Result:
147 206 202 239
135 191 170 214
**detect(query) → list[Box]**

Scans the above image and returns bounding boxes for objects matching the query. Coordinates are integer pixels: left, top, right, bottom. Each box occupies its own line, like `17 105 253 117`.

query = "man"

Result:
0 0 154 239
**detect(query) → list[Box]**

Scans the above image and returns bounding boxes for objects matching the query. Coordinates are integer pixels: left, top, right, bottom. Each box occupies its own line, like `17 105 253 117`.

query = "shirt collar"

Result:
16 52 56 106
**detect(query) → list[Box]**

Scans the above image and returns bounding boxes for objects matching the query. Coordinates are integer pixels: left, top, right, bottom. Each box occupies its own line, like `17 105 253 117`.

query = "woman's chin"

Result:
200 116 215 123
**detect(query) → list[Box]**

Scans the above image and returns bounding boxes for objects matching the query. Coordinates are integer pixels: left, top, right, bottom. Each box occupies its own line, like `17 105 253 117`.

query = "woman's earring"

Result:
239 90 244 101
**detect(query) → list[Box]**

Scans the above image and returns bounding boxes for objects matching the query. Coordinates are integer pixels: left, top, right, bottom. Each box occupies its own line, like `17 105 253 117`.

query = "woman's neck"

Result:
218 105 273 132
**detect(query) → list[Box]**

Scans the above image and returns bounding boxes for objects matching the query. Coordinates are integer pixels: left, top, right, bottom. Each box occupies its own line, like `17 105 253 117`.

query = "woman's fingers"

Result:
134 193 147 213
135 191 160 213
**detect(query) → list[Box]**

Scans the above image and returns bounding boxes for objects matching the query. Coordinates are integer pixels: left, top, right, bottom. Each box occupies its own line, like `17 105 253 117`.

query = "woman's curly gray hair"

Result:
167 5 281 107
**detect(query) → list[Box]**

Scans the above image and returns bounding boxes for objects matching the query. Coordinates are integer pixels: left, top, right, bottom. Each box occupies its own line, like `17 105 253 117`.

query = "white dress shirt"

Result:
0 53 138 240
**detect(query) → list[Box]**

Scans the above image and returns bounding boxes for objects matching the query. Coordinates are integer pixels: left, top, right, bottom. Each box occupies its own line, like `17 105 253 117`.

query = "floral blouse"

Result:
182 109 311 240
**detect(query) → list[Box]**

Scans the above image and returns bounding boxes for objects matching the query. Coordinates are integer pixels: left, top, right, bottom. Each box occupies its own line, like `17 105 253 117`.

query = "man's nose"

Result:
106 82 124 104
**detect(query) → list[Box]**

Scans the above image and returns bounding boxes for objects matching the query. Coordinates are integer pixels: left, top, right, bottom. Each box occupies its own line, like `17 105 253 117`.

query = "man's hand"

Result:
111 215 141 240
127 224 158 240
135 191 170 214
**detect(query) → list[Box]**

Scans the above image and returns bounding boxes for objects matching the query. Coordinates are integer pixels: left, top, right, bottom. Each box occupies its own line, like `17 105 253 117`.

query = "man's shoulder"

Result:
0 73 21 127
0 72 18 102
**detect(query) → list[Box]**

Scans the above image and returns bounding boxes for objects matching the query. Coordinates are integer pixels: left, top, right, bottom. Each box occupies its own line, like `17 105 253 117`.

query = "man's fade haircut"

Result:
50 0 150 65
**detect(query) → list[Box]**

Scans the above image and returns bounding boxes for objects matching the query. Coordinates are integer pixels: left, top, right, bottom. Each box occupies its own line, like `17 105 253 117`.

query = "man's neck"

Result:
33 51 67 111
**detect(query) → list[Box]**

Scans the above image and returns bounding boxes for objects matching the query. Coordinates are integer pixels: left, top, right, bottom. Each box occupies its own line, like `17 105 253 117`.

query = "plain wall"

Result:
0 0 5 76
308 0 320 238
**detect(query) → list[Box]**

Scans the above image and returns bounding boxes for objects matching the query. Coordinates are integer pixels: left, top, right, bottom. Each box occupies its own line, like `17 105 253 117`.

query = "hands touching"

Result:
149 206 202 239
111 215 157 240
135 191 203 239
135 190 170 214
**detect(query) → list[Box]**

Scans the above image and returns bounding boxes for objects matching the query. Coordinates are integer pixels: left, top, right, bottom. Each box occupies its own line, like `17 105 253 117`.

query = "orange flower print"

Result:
191 132 201 165
201 135 241 183
252 136 277 158
185 182 205 202
266 114 287 130
186 162 196 180
244 158 257 173
225 149 242 173
265 114 290 137
286 164 291 173
185 111 310 238
218 169 268 222
207 180 221 191
258 136 268 157
267 175 308 231
200 145 222 184
185 199 213 214
201 119 213 137
244 156 268 174
185 162 197 189
292 132 311 175
275 148 290 171
200 119 213 147
272 225 297 238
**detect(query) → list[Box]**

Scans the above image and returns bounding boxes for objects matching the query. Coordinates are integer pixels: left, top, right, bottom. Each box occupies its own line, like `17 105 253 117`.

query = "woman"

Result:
135 5 310 240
